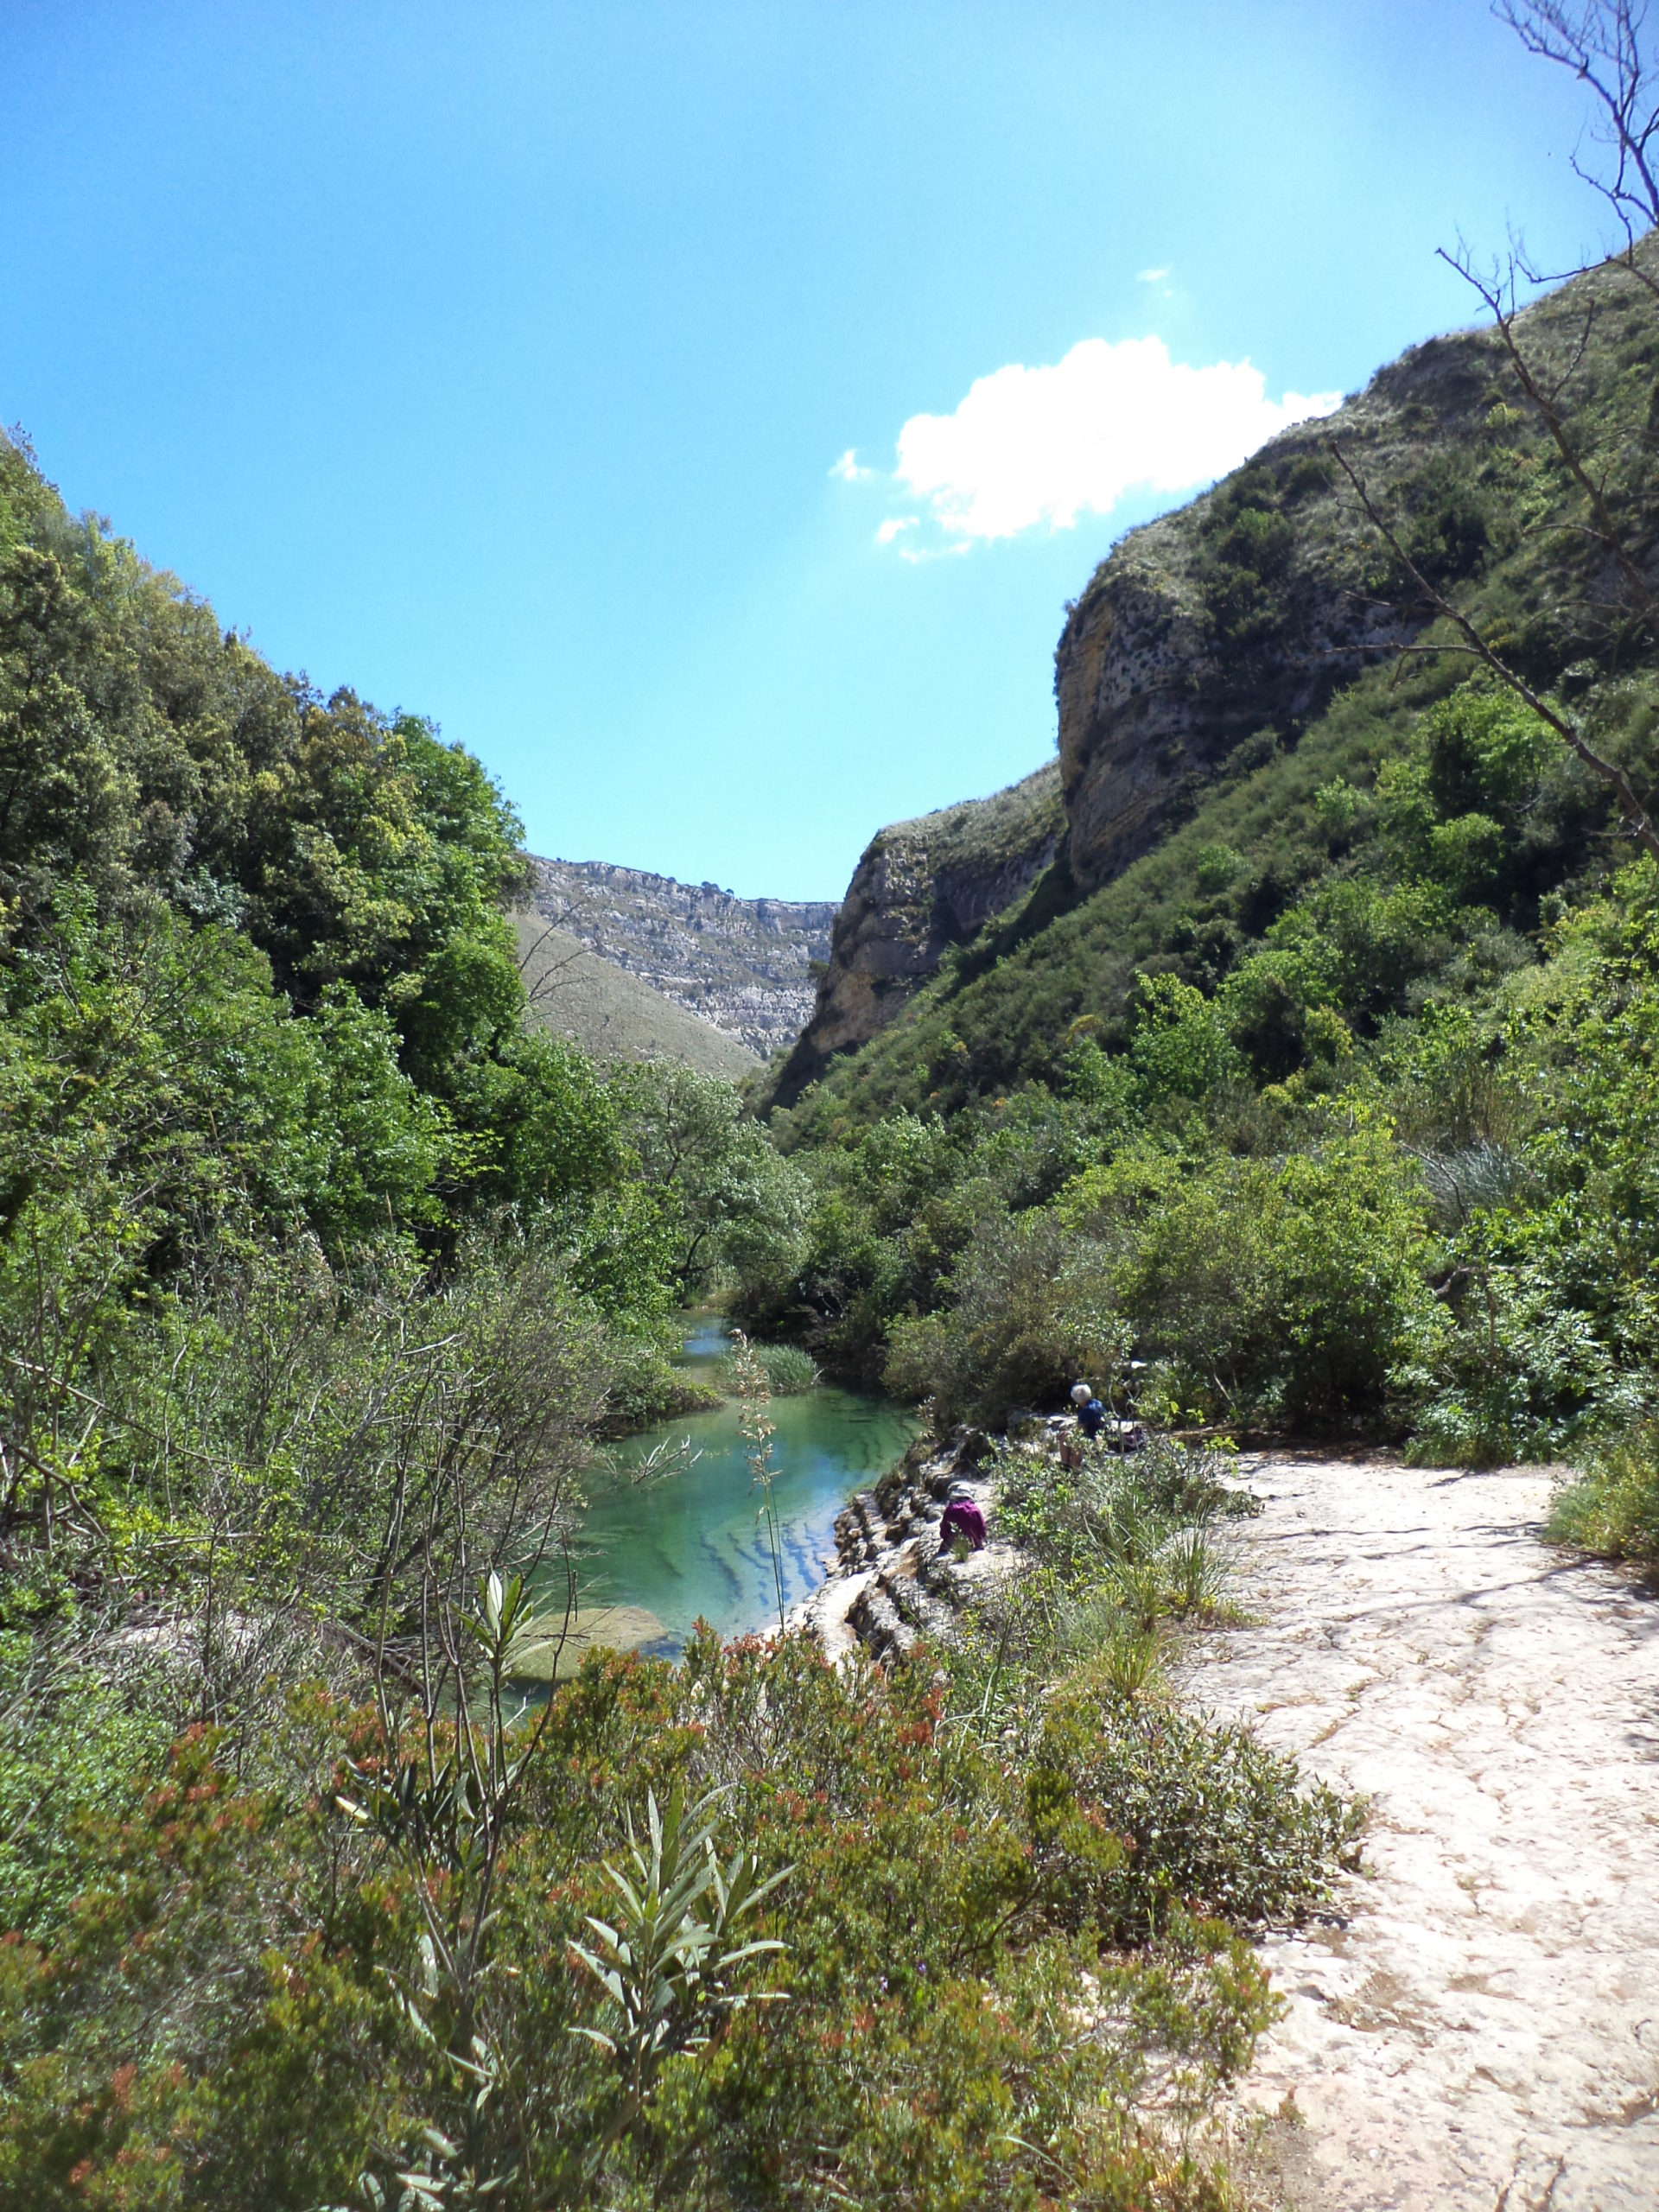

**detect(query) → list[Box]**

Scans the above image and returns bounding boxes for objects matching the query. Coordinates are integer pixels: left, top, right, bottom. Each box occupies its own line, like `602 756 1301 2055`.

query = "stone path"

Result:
1187 1455 1659 2211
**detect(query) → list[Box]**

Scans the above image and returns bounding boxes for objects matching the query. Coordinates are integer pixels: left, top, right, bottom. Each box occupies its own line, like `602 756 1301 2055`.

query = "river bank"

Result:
789 1426 1014 1662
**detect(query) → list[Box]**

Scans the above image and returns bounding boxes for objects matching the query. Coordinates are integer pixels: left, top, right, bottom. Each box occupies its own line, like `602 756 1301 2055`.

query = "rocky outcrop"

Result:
1054 283 1596 892
770 761 1063 1104
773 255 1655 1100
767 299 1544 1102
791 1430 1018 1667
527 858 837 1061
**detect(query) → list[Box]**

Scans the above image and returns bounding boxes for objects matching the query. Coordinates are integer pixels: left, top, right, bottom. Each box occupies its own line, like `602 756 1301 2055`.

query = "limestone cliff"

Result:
772 761 1063 1103
1055 307 1543 891
528 858 836 1060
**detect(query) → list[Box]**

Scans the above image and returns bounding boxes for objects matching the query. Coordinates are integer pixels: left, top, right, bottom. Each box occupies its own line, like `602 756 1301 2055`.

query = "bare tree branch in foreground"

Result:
1439 239 1659 626
1319 4 1659 865
514 917 594 1012
1498 2 1659 232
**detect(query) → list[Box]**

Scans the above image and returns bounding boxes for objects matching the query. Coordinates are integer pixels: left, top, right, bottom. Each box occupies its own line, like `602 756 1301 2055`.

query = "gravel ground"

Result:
1185 1454 1659 2212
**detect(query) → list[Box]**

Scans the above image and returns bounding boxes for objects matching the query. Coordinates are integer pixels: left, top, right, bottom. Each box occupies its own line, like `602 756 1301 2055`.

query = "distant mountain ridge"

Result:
527 857 838 1060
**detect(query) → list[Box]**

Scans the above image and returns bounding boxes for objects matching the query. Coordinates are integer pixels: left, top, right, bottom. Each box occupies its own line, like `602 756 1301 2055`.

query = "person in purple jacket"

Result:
938 1484 987 1552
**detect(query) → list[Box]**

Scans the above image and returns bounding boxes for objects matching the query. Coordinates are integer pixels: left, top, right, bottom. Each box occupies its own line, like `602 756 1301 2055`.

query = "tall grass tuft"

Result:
721 1339 820 1397
1548 1418 1659 1562
728 1328 788 1634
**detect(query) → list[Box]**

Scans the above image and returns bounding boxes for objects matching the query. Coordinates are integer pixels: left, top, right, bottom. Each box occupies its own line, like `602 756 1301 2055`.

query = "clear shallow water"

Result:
565 1319 918 1656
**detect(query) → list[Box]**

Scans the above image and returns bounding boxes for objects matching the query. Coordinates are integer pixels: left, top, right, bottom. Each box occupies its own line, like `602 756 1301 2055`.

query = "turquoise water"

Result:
566 1319 918 1655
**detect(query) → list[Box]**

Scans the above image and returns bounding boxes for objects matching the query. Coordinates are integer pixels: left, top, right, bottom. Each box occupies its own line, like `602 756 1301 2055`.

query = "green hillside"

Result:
734 239 1659 1500
0 416 811 1605
778 246 1659 1141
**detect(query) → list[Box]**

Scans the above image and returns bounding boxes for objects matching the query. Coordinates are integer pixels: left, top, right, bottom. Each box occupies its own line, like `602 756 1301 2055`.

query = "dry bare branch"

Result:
1497 1 1659 233
513 918 593 1009
1437 241 1659 624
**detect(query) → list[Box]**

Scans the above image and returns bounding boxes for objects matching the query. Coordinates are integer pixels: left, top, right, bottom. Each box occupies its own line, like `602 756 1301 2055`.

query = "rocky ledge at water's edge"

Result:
790 1430 1013 1664
791 1413 1143 1667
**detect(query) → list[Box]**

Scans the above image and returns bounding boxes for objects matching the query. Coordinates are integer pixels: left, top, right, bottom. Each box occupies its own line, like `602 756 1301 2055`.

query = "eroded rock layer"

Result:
772 760 1063 1103
528 858 837 1061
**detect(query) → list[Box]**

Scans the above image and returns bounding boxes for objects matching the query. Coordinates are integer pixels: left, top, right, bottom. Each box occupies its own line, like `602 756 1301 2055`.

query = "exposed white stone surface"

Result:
1187 1455 1659 2211
528 856 836 1058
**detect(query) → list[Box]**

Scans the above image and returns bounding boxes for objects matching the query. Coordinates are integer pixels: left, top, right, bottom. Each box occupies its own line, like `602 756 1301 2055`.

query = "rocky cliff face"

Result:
1055 317 1520 892
770 315 1528 1107
528 858 837 1060
758 250 1657 1116
772 761 1063 1103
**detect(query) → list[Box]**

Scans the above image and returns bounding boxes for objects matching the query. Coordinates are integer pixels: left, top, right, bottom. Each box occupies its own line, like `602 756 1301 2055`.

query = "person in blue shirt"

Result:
1070 1381 1107 1440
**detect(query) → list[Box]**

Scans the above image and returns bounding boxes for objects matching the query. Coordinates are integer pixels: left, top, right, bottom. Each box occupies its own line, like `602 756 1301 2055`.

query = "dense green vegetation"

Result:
0 1599 1321 2211
3 1341 1355 2211
736 247 1659 1554
0 425 807 1414
10 38 1659 2194
0 429 1361 2209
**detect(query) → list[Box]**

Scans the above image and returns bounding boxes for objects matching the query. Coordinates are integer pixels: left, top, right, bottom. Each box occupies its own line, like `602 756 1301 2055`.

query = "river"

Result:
548 1315 918 1662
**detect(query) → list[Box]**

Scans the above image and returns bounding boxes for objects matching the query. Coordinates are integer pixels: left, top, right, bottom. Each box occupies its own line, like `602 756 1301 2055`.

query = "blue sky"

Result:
0 1 1607 897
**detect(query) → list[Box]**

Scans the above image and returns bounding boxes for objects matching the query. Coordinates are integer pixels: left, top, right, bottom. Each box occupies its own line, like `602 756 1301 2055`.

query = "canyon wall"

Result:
773 296 1547 1099
528 858 837 1061
771 761 1063 1103
1056 322 1505 893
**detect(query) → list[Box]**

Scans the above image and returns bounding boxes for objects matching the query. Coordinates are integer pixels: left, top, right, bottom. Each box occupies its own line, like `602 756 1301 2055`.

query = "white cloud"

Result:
875 515 918 545
895 535 969 565
830 447 872 482
1135 266 1170 283
890 336 1340 543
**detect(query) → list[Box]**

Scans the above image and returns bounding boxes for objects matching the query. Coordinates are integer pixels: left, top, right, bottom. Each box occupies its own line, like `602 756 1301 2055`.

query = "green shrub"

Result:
995 1435 1257 1597
754 1340 821 1395
1400 454 1491 583
603 1324 723 1433
719 1338 820 1396
0 1648 167 1943
1128 973 1247 1107
1031 1676 1364 1939
1548 1419 1659 1560
883 1212 1126 1426
1116 1132 1441 1431
0 1621 1339 2212
1198 467 1296 655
